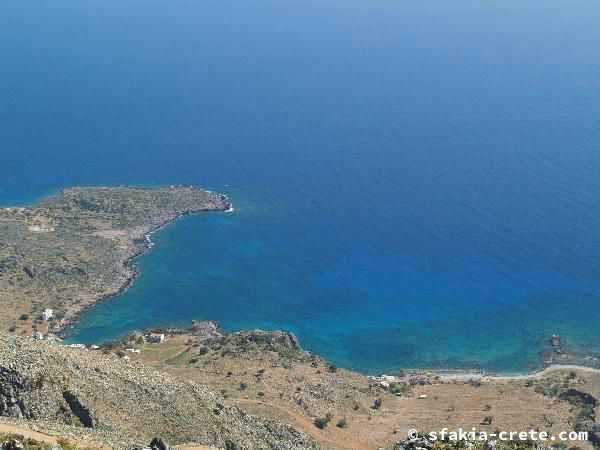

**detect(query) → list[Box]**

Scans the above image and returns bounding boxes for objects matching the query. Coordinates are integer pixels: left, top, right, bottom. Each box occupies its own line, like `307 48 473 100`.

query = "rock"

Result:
392 437 433 450
2 438 24 450
149 437 170 450
484 441 497 450
190 320 224 338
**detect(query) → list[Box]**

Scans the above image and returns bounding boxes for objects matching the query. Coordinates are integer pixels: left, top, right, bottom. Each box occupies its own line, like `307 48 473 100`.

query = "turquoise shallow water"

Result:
2 0 600 374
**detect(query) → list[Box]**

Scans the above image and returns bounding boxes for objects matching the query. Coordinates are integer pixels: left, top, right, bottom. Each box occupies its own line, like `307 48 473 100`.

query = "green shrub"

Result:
336 418 348 428
389 383 411 395
314 416 330 429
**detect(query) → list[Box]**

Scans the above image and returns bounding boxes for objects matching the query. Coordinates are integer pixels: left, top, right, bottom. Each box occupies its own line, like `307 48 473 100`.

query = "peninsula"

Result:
0 186 230 335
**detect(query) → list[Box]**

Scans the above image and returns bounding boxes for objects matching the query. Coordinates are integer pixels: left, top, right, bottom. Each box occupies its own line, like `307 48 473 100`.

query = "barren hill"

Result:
0 332 321 449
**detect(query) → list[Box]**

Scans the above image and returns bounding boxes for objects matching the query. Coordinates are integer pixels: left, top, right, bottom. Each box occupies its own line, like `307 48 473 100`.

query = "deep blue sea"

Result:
2 0 600 374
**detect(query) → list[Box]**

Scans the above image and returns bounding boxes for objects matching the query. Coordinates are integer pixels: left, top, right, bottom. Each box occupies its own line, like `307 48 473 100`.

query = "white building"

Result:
41 308 53 321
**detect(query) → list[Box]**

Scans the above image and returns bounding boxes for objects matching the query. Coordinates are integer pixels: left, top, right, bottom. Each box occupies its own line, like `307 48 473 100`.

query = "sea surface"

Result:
2 0 600 374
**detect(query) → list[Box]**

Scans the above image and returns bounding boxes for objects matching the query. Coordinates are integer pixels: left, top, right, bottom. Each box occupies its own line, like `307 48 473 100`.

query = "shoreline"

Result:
40 187 599 380
62 313 600 381
53 191 232 339
394 363 600 383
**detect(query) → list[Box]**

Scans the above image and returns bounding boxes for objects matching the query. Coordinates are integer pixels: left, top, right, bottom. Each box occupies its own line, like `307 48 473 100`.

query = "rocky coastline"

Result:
0 186 230 337
54 199 232 338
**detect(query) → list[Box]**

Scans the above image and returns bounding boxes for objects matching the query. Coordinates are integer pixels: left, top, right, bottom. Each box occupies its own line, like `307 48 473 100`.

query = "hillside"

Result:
126 323 597 449
1 326 598 449
0 332 321 450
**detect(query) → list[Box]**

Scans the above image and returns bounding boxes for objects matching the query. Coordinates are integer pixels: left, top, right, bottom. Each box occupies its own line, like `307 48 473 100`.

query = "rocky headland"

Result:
0 186 229 336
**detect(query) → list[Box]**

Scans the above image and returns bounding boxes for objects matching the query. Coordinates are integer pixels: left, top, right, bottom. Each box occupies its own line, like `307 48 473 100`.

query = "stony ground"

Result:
0 332 321 450
0 186 229 335
1 325 598 449
126 323 598 450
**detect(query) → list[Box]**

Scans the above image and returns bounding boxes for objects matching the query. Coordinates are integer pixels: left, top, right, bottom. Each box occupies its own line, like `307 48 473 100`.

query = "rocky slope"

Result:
125 323 596 450
0 332 321 450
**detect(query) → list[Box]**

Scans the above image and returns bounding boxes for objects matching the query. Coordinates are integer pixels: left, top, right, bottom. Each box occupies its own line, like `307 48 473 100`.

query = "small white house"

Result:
41 308 53 321
68 343 86 349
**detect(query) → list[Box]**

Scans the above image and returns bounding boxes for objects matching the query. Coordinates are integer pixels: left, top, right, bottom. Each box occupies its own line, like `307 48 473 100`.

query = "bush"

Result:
19 314 29 321
336 418 348 428
100 340 118 350
56 437 72 448
389 383 411 395
8 325 16 332
314 417 330 429
328 364 338 373
239 383 247 391
372 398 382 410
533 380 562 397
